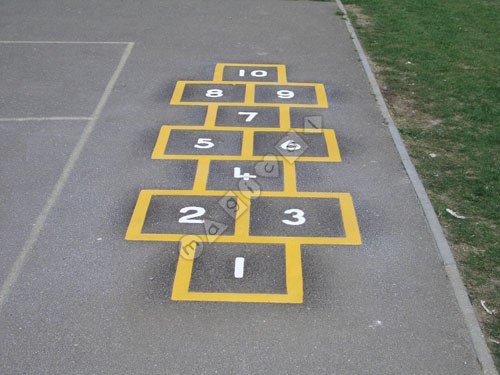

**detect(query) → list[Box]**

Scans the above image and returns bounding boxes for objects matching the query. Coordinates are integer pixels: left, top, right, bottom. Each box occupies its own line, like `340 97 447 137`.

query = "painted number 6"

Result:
277 90 295 99
282 208 305 226
280 139 301 151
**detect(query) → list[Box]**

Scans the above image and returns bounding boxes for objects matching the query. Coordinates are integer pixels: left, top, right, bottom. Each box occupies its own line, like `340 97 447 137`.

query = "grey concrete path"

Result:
0 0 489 374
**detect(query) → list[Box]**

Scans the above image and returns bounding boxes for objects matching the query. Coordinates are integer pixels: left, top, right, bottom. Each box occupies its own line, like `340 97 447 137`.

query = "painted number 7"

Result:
238 111 258 122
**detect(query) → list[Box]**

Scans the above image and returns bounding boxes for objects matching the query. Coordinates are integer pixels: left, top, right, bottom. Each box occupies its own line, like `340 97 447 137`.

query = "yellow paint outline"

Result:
212 63 288 83
170 81 328 108
204 105 284 129
151 125 341 162
125 190 361 245
171 241 302 303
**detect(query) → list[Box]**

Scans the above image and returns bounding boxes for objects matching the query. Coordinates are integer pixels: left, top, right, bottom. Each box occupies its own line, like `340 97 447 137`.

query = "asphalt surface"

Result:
0 0 485 374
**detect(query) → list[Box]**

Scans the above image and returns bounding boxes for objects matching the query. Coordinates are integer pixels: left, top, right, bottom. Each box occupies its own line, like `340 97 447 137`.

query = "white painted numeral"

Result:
280 139 301 151
234 167 256 181
234 257 245 278
238 111 258 122
239 69 268 77
179 206 206 224
194 138 214 149
277 90 295 99
282 208 305 226
206 89 223 98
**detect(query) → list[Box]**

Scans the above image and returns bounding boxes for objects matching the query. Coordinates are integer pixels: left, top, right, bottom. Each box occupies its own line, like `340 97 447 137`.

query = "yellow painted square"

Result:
171 241 303 304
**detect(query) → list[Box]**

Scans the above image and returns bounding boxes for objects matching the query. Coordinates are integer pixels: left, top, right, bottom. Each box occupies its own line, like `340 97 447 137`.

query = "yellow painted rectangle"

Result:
125 190 361 245
151 125 341 162
170 81 328 108
213 63 288 83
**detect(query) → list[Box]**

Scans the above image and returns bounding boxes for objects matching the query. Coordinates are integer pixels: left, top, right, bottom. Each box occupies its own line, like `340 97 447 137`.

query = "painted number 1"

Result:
282 209 305 226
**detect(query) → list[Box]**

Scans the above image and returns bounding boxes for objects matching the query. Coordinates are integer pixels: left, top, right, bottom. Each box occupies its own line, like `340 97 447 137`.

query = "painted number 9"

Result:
206 89 223 98
277 90 295 99
282 208 305 226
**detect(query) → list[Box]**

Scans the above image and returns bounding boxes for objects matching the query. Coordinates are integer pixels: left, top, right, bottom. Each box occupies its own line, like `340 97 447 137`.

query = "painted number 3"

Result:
282 208 305 226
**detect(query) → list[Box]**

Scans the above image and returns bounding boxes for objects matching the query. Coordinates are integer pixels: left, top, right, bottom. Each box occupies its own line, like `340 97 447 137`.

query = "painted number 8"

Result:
206 89 223 98
277 90 295 99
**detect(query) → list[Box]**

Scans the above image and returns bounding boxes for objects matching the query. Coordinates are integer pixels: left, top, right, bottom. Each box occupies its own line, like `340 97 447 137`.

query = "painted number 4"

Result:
282 209 305 226
234 167 256 181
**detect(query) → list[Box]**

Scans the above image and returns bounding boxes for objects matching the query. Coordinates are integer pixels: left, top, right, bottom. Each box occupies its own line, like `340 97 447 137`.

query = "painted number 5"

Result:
179 206 206 224
277 90 295 99
194 138 214 149
282 208 305 226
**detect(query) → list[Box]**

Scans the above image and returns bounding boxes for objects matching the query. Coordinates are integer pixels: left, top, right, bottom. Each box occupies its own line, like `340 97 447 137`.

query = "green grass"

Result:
340 0 500 364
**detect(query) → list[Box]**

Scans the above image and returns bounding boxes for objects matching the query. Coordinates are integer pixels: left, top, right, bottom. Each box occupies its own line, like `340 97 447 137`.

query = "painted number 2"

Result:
282 208 305 226
178 206 206 224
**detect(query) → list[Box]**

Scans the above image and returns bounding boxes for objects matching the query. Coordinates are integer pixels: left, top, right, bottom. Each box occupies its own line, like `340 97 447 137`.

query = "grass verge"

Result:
338 0 500 365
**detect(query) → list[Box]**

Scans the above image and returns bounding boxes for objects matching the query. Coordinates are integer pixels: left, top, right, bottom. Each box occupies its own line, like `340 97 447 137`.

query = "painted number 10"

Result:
239 69 268 77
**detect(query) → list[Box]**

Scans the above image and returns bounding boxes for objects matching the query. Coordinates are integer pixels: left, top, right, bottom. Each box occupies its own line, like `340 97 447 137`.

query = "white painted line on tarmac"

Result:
234 257 245 278
0 42 135 316
0 40 131 44
335 1 498 373
0 117 93 122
